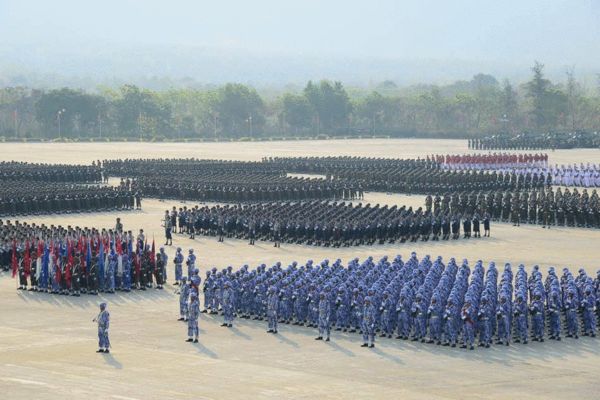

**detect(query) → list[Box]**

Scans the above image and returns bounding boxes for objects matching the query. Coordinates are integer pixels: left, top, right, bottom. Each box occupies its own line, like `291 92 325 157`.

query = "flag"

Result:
134 240 141 279
151 237 156 272
85 240 92 274
41 243 49 288
65 239 73 287
24 240 31 278
11 240 17 278
36 240 43 281
98 240 105 280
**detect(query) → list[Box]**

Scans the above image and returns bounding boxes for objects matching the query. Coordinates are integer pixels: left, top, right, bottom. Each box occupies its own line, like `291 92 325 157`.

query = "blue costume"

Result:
179 277 190 321
267 286 279 333
174 248 183 284
222 281 235 327
187 292 200 342
95 303 110 352
361 297 376 347
186 250 196 279
316 292 331 341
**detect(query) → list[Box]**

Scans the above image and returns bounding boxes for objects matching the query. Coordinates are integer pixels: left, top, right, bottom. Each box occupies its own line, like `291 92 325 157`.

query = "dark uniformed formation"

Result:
0 182 139 216
163 201 488 246
0 161 139 216
2 219 167 293
192 254 598 348
0 161 102 182
469 132 600 150
428 187 600 229
103 158 356 202
264 156 549 194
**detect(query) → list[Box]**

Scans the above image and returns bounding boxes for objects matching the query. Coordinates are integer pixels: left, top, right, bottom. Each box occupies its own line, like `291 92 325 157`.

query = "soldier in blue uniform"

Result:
361 296 376 348
495 295 511 345
178 276 190 321
173 247 183 285
513 294 529 344
186 249 196 278
267 286 279 334
582 287 597 337
530 291 545 342
316 291 331 341
221 280 235 327
547 291 561 340
93 303 110 353
461 300 475 350
186 291 200 343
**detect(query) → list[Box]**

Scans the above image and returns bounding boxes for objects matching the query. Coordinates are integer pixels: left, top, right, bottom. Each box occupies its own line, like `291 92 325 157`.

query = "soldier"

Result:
461 300 475 350
186 292 200 343
547 291 561 340
221 280 235 327
267 286 279 334
186 249 196 278
564 289 579 339
361 296 376 348
315 291 331 341
530 291 545 342
155 253 164 289
177 276 190 321
173 247 183 285
93 303 110 353
513 294 528 344
163 211 173 246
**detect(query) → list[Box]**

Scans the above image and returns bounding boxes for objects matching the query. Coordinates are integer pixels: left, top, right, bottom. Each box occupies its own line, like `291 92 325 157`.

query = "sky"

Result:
0 0 599 86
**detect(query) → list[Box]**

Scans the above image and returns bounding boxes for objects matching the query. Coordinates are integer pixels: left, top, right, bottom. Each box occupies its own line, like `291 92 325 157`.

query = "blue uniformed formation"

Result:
176 253 598 349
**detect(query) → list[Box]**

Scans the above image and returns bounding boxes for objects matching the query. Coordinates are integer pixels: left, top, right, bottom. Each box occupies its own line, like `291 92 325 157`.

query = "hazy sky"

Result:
1 0 599 61
1 0 599 86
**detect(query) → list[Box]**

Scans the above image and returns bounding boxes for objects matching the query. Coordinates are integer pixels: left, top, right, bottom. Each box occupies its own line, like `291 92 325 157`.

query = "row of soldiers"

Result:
470 133 600 150
0 161 102 183
162 202 490 247
189 254 598 347
439 152 548 169
428 187 600 228
141 177 357 203
1 220 172 293
0 182 141 216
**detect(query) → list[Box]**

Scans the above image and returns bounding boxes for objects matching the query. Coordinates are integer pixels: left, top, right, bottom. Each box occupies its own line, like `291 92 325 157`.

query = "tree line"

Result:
0 62 599 140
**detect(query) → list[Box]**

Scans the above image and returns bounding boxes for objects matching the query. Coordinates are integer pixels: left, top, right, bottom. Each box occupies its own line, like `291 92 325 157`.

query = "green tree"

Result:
525 61 553 129
211 83 264 137
280 93 312 133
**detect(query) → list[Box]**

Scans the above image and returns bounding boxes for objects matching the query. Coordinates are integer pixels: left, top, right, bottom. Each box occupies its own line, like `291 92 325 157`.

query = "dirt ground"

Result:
1 139 599 399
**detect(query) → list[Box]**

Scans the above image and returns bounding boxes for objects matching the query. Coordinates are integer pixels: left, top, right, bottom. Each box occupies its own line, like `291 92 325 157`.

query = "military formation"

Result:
0 161 139 216
3 153 599 354
175 254 598 348
428 187 600 229
470 132 600 150
0 161 103 182
162 201 489 246
2 219 178 293
103 158 357 202
438 153 548 170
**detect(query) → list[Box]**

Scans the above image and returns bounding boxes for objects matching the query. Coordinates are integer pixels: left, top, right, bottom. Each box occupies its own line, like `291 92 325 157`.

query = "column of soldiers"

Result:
470 132 600 150
437 153 548 170
0 182 140 216
103 158 356 203
430 187 600 229
2 220 172 293
0 161 102 182
178 254 598 348
266 156 549 194
162 201 489 247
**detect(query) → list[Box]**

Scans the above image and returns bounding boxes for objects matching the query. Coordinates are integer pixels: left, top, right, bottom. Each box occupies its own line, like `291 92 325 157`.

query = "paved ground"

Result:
1 140 599 399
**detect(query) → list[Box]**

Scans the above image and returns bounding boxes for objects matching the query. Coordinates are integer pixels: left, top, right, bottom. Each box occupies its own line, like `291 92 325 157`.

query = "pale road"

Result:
0 140 599 399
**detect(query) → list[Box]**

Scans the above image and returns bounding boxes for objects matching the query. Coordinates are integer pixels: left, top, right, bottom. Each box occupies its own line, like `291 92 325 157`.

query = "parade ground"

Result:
1 139 600 399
